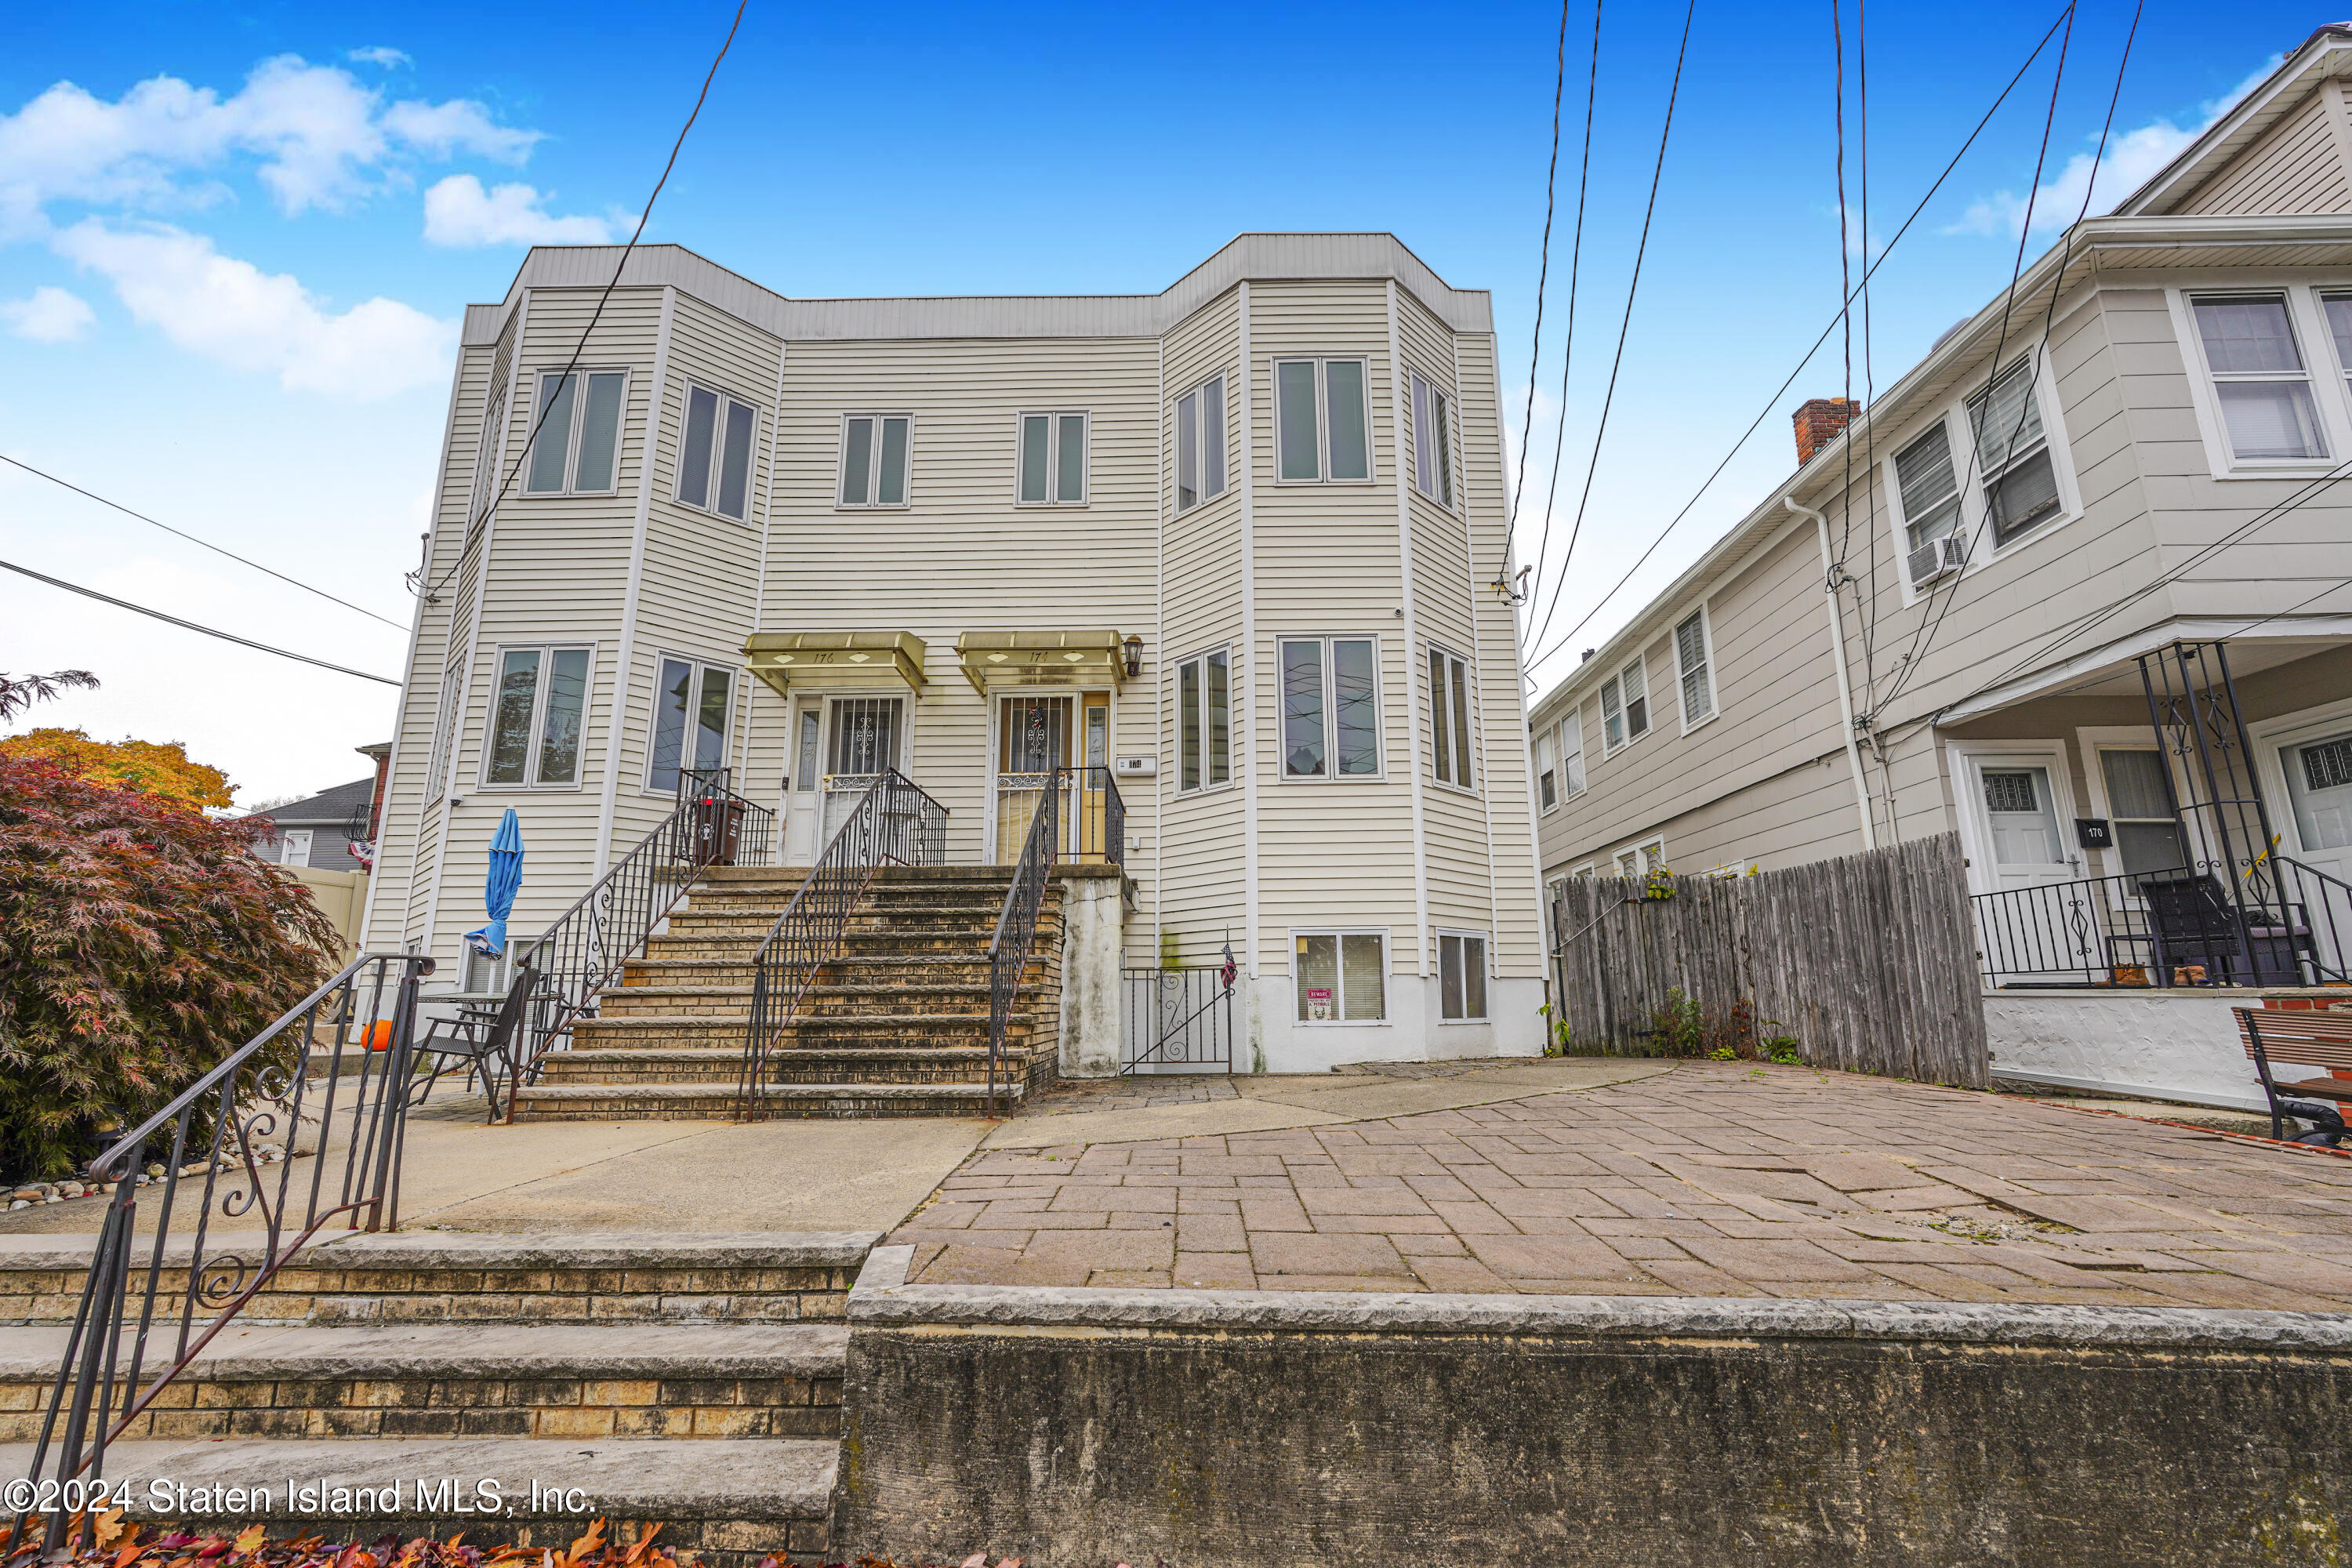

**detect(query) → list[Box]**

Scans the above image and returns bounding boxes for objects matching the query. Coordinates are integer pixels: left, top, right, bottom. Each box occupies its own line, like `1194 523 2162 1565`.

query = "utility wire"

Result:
423 0 749 603
2 453 407 631
1526 0 1697 655
1506 0 1577 558
1522 4 2071 675
0 558 400 686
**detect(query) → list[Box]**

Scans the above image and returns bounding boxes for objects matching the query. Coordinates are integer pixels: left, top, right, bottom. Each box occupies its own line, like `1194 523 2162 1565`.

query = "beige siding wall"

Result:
2180 87 2352 216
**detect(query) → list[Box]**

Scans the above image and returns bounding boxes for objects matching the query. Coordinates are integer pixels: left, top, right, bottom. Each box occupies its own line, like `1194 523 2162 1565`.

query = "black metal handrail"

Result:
1971 854 2352 989
504 767 773 1115
16 951 436 1552
1065 763 1126 866
735 769 947 1120
986 775 1062 1117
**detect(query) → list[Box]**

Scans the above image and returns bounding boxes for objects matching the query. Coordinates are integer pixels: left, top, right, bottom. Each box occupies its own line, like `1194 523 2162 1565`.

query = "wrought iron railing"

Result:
735 769 947 1120
1122 964 1236 1073
503 767 772 1112
1066 763 1126 866
1972 855 2352 989
986 772 1061 1117
14 952 436 1552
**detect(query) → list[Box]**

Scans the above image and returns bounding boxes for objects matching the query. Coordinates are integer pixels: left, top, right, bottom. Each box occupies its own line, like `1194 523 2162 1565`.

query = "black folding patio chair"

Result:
409 960 537 1120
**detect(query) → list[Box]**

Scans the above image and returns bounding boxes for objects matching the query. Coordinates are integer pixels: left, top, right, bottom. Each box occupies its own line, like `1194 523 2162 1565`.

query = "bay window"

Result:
647 657 735 793
1018 411 1088 505
1274 357 1371 482
524 371 626 495
840 414 912 507
1411 371 1454 506
483 644 591 787
1176 647 1232 792
1428 646 1475 789
677 383 759 520
1174 375 1228 513
1279 637 1380 779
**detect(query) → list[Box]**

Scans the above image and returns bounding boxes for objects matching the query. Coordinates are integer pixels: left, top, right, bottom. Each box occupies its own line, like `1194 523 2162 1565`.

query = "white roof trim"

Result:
1936 615 2352 723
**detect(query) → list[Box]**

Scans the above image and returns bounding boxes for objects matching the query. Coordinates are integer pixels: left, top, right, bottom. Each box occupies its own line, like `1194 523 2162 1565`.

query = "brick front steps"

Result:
512 865 1062 1123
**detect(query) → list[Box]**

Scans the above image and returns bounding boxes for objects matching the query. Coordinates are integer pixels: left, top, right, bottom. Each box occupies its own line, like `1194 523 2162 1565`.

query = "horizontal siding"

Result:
2180 88 2352 216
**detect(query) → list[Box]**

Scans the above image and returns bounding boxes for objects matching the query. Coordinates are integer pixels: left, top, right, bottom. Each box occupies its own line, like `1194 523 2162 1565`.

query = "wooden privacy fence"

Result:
1551 832 1987 1087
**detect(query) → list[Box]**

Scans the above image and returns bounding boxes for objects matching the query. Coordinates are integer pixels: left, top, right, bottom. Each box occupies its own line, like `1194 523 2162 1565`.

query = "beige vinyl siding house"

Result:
365 234 1545 1068
1526 25 2352 1109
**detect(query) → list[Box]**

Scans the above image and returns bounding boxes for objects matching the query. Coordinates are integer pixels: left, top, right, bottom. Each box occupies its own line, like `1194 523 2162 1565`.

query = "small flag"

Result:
1220 942 1237 990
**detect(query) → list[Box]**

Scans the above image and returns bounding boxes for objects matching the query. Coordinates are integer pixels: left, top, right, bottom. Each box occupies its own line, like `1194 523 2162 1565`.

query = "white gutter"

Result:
1785 498 1875 851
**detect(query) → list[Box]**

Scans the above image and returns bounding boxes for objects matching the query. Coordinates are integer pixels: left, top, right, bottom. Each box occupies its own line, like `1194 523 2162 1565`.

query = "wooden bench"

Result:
2236 1006 2352 1145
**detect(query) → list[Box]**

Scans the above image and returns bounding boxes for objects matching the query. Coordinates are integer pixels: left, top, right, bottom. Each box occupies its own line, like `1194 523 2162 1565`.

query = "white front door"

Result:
785 695 904 863
1958 749 2089 982
2274 721 2352 976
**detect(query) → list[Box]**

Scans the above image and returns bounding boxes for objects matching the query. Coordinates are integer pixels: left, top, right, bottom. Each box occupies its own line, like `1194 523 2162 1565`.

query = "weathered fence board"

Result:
1550 832 1987 1087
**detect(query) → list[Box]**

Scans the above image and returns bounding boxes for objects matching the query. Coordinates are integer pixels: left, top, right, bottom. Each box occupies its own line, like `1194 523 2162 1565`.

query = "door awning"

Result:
742 630 927 698
955 630 1131 695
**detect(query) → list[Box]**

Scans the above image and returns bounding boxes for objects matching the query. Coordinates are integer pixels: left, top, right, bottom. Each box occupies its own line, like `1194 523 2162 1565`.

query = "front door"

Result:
995 694 1070 860
1962 751 2090 982
784 696 902 863
2278 723 2352 976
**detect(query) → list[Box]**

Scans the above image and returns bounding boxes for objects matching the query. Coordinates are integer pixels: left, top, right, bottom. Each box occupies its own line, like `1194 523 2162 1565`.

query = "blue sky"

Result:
0 0 2321 801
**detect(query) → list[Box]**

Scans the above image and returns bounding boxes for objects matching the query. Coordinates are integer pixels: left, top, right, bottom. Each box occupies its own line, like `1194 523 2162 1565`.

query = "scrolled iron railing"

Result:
503 767 773 1113
14 951 436 1552
735 769 948 1120
986 775 1061 1117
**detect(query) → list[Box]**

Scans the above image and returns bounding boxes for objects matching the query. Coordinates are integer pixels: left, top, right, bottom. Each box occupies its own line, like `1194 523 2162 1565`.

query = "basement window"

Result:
1295 930 1387 1022
1438 932 1488 1022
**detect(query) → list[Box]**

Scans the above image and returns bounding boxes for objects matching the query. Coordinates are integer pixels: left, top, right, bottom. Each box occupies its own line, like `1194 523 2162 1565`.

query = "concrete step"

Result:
535 1047 1040 1087
571 1012 1042 1050
0 1322 848 1444
510 1080 1029 1121
0 1436 833 1564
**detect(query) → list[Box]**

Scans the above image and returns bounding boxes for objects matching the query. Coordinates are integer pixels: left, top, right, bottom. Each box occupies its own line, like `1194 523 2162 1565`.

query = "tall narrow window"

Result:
1966 357 2061 546
2099 749 2190 880
1279 637 1379 779
1674 609 1713 727
1895 422 1964 586
1535 728 1558 811
2322 292 2352 401
794 708 820 793
483 644 592 787
524 371 626 495
1295 931 1387 1022
1174 375 1227 513
2191 293 2326 460
1175 648 1231 793
1620 658 1649 741
1410 372 1453 506
468 383 507 529
839 414 912 506
1559 713 1586 798
677 383 760 520
1017 412 1088 504
1439 933 1488 1021
1273 358 1372 482
1428 646 1475 789
646 657 735 793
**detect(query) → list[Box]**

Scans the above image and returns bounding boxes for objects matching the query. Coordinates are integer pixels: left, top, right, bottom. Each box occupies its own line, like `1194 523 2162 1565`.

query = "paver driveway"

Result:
887 1059 2352 1309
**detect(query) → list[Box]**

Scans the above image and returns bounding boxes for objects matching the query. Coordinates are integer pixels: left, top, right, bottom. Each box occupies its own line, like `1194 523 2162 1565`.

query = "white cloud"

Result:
0 54 541 232
2 284 95 342
52 218 454 396
1951 56 2282 238
422 174 622 246
346 47 412 70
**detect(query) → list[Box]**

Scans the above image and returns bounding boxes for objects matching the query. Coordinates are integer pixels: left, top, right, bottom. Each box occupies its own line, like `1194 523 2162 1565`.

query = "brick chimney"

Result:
1793 397 1860 465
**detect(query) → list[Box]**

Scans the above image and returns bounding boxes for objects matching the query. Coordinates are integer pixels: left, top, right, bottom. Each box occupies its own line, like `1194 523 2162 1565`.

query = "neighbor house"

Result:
1529 26 2352 1108
251 742 387 871
361 234 1544 1069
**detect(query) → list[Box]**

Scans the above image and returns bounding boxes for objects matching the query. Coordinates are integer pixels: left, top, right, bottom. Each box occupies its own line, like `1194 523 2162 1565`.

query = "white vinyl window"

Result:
1613 837 1664 877
426 646 469 803
1967 357 2063 547
1428 645 1476 790
276 829 314 868
1018 411 1088 505
1273 358 1372 482
1534 727 1558 811
1410 371 1454 506
677 382 760 521
2190 293 2327 462
1438 931 1488 1022
838 414 912 507
646 657 735 793
1174 374 1228 514
1279 637 1381 779
1294 930 1387 1022
2097 748 2191 880
467 382 507 528
1674 608 1714 728
1559 711 1586 799
1893 420 1965 587
1175 647 1232 793
1600 656 1649 753
524 370 626 496
2322 292 2352 407
482 644 591 788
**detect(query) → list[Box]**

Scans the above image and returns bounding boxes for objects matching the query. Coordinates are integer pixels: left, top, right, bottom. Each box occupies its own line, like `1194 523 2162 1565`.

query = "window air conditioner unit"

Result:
1907 535 1966 587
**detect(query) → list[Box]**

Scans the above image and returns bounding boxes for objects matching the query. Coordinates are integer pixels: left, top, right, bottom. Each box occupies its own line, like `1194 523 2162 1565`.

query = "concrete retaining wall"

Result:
836 1247 2352 1567
1984 988 2352 1111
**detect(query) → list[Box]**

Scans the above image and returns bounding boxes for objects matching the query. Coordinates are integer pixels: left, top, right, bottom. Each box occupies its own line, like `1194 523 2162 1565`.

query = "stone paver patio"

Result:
888 1060 2352 1309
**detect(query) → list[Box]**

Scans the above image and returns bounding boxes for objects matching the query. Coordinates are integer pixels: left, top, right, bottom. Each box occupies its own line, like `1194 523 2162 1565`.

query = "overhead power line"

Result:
1505 0 1577 556
0 558 401 686
2 453 408 631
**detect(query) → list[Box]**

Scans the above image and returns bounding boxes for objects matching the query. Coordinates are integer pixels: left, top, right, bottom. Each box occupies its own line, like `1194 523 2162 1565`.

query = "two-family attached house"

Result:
1529 27 2352 1107
362 234 1544 1070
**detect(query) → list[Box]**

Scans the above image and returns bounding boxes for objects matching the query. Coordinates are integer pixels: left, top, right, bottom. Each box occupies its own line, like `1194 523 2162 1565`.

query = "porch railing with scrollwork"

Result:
13 952 436 1552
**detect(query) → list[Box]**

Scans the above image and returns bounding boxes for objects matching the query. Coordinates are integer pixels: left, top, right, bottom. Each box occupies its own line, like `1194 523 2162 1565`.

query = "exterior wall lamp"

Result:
1122 634 1144 679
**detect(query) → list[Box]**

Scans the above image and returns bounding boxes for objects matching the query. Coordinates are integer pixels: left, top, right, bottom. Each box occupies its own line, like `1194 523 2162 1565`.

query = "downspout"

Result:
1785 497 1876 851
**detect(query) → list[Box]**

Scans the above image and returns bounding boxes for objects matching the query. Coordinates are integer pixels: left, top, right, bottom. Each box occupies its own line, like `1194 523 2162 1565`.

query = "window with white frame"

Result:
1438 932 1488 1022
1174 375 1228 513
275 829 314 868
647 657 735 793
1279 637 1380 779
2190 293 2328 461
1428 645 1475 789
524 371 626 495
1018 411 1088 505
677 383 760 521
463 933 544 996
2097 748 2190 880
838 414 912 506
1966 356 2063 546
1559 710 1586 798
468 382 507 528
426 646 468 802
1534 726 1558 811
2322 292 2352 404
482 644 591 787
1175 647 1232 792
1613 837 1664 877
1600 656 1649 752
1273 358 1371 482
1410 371 1454 506
1893 421 1965 586
1674 609 1714 728
1294 930 1386 1022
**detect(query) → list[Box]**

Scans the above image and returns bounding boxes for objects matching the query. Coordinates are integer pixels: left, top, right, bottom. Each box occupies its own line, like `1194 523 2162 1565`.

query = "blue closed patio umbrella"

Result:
464 808 525 960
